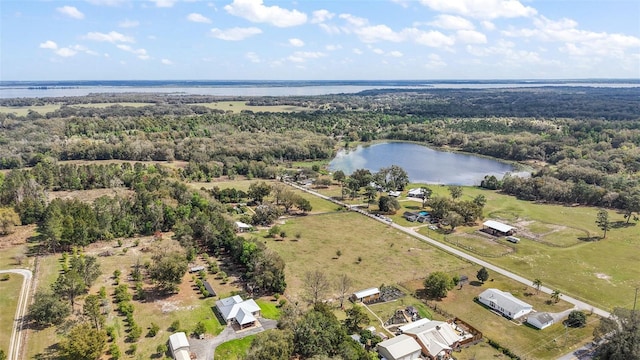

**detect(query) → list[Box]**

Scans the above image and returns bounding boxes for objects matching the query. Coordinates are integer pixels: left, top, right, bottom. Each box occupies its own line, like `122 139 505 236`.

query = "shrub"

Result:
148 322 159 337
156 344 168 356
109 344 121 360
169 320 180 332
0 274 10 281
567 310 587 328
126 344 137 355
127 325 142 342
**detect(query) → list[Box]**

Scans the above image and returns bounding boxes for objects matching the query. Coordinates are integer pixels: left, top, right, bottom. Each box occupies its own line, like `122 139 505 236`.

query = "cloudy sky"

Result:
1 0 639 80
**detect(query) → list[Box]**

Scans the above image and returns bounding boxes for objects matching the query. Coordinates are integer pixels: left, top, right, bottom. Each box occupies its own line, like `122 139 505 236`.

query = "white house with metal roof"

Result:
215 295 261 329
401 320 465 360
527 312 555 329
478 288 533 319
377 334 422 360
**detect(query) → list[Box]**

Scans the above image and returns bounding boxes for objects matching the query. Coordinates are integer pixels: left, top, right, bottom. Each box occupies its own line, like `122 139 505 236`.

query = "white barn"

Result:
527 312 554 330
168 332 190 360
478 288 533 319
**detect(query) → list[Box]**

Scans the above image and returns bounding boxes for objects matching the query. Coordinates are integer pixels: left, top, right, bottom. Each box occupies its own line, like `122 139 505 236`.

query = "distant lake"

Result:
329 142 525 186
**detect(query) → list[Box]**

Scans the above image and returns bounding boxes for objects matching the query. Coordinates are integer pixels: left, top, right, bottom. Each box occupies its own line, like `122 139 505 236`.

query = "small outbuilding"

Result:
407 188 425 198
202 280 216 297
352 287 381 304
527 312 554 330
168 332 190 360
189 265 206 273
234 221 252 232
377 334 422 360
482 220 516 236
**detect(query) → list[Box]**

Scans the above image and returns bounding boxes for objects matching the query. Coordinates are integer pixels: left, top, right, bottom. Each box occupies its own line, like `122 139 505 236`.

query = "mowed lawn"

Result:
400 185 640 311
0 274 22 354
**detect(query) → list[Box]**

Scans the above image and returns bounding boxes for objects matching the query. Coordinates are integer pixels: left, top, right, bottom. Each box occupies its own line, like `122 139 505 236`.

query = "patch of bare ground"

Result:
512 219 567 240
0 225 36 250
47 188 134 203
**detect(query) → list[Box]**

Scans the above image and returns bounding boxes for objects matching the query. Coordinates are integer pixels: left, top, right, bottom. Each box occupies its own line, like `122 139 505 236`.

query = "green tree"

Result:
0 349 6 360
70 254 101 288
423 272 454 299
194 321 207 336
332 170 346 184
476 267 489 284
52 270 86 307
245 329 294 360
28 291 71 326
566 310 587 328
448 185 463 200
473 194 487 208
378 196 400 214
344 305 369 333
248 181 272 203
83 294 103 329
551 289 561 303
148 251 188 293
594 307 640 359
621 191 640 224
596 209 612 239
533 278 542 294
443 211 464 231
58 322 108 360
336 274 353 309
294 304 347 358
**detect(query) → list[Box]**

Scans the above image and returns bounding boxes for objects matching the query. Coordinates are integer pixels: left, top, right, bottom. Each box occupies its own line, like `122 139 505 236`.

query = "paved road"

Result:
189 318 277 360
0 269 33 360
285 181 612 360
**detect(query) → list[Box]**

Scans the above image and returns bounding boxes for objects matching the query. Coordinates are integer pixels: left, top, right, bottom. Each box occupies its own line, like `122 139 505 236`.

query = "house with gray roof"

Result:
215 295 261 329
527 312 554 329
377 334 422 360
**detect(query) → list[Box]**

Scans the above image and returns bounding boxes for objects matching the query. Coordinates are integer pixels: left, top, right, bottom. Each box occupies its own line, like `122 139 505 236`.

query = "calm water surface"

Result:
329 142 525 186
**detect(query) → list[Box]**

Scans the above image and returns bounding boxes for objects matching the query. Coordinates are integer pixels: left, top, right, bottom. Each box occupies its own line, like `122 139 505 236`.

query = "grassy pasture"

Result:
0 274 22 353
188 101 312 113
0 104 61 116
215 335 256 360
399 185 640 310
70 102 154 108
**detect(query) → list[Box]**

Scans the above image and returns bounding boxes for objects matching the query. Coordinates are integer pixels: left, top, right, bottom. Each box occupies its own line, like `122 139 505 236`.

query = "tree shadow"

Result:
578 236 601 242
611 221 635 229
469 281 483 287
34 343 59 360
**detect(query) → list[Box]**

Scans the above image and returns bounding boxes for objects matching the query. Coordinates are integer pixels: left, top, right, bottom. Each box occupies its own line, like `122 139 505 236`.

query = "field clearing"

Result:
188 101 312 113
398 185 640 310
367 293 433 324
70 102 154 108
0 104 61 116
261 211 472 302
0 275 22 353
0 225 35 269
47 188 134 203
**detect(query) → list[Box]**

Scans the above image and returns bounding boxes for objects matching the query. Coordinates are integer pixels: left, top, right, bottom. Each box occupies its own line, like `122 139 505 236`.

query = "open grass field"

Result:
215 334 255 360
187 101 312 113
0 274 22 354
70 102 154 108
397 185 640 311
0 104 61 116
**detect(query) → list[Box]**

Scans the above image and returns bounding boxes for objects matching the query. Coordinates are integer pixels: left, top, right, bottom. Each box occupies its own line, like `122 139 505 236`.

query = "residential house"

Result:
407 188 425 198
215 295 261 329
351 287 381 304
478 288 533 319
377 334 422 360
482 220 516 236
168 332 191 360
400 320 467 360
527 312 554 330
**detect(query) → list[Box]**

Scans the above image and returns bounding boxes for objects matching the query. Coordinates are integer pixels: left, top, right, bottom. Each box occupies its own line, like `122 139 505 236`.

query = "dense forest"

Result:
1 86 639 213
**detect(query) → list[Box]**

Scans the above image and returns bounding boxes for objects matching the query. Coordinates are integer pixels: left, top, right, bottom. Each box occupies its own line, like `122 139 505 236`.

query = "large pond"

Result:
329 142 525 186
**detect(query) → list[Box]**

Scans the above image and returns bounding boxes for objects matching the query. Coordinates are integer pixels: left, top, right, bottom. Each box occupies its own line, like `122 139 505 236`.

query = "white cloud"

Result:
456 30 487 44
149 0 178 7
372 48 384 55
287 51 326 63
161 59 173 65
388 50 403 57
325 44 342 51
419 0 537 19
210 27 262 41
311 9 334 24
39 40 58 49
85 0 128 6
502 15 640 58
355 25 404 43
319 23 341 35
428 15 475 30
187 13 211 23
55 48 78 57
119 19 139 28
84 31 134 43
224 0 307 27
57 6 85 19
414 30 455 47
116 44 149 59
482 21 496 31
289 38 304 47
71 44 99 55
353 48 363 55
339 13 368 28
246 52 261 63
424 53 446 68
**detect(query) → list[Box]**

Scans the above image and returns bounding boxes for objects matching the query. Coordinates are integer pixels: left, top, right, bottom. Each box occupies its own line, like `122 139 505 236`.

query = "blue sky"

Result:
1 0 639 80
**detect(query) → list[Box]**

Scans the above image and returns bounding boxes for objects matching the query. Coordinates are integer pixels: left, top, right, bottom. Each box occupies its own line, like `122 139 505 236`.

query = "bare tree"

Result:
336 274 353 309
304 270 331 304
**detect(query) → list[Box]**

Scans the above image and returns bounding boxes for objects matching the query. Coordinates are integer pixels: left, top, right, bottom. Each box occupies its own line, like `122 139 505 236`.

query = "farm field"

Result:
0 104 61 116
187 101 312 113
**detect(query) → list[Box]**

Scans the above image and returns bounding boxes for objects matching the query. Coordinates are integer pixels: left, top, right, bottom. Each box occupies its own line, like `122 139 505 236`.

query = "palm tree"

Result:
551 289 561 304
533 278 542 294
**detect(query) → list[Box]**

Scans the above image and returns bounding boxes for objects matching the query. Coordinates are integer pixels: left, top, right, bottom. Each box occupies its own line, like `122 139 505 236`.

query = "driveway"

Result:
189 318 278 360
0 269 33 360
